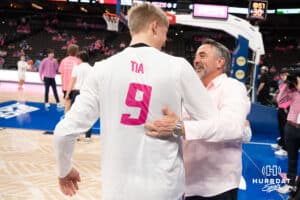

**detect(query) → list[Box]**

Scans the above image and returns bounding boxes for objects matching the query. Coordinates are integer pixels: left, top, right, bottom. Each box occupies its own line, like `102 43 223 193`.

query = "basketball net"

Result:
103 13 119 32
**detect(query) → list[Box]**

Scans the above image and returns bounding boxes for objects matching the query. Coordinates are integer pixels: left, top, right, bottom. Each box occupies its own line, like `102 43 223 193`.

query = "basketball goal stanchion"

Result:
103 13 119 32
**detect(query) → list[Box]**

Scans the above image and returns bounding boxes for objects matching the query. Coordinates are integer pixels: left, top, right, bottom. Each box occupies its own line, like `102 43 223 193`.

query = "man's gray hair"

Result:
201 38 232 74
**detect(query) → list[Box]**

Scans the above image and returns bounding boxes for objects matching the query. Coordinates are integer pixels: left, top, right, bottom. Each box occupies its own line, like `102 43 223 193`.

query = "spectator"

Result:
272 68 290 156
257 66 271 106
34 59 41 72
277 68 300 196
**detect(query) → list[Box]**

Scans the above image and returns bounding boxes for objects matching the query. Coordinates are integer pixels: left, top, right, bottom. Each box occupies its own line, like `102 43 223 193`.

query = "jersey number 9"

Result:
120 83 152 125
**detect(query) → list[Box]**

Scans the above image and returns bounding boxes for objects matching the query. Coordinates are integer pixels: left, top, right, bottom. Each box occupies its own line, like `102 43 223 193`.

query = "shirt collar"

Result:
206 73 227 89
130 43 150 48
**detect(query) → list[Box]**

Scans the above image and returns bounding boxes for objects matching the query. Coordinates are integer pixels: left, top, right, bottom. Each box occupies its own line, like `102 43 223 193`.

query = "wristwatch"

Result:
173 120 183 137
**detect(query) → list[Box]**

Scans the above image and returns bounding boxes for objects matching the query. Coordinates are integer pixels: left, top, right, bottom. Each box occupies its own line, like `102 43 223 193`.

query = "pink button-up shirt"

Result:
183 74 250 197
277 83 300 124
39 57 59 79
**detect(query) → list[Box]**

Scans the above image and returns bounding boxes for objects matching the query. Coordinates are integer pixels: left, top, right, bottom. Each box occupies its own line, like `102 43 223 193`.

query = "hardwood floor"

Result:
0 82 102 200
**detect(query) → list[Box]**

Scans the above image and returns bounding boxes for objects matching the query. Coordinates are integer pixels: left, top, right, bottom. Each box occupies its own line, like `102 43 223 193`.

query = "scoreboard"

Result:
248 0 268 20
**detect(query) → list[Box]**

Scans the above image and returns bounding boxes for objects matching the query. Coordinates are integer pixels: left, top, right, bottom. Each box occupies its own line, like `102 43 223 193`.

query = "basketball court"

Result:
0 81 297 200
0 1 298 199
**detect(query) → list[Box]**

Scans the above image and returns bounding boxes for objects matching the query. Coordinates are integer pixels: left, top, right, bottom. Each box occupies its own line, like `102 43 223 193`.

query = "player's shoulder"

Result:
159 51 191 68
93 55 115 72
157 50 186 60
94 48 131 67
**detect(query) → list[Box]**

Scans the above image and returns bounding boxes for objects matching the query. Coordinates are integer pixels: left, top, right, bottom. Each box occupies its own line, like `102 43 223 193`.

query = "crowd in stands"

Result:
16 23 31 34
0 10 299 83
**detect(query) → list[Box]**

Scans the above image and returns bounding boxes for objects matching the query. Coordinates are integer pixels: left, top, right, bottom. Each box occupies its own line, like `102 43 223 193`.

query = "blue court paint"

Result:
0 101 100 134
248 103 280 137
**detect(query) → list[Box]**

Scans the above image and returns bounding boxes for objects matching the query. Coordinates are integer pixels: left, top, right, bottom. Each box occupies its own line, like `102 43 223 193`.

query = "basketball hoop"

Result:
103 13 119 32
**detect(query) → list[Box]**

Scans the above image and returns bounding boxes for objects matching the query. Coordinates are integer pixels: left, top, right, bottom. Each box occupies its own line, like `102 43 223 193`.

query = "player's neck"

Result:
130 34 156 49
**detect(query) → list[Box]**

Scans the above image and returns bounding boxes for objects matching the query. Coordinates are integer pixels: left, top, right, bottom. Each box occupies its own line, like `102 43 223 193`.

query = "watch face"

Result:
173 129 181 138
173 121 182 137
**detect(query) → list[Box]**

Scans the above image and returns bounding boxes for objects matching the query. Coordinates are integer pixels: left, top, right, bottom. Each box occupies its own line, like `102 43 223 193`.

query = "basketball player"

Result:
54 3 219 200
17 55 29 90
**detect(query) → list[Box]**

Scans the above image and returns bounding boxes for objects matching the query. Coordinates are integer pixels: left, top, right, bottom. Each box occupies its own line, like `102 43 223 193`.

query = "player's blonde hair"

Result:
128 3 169 35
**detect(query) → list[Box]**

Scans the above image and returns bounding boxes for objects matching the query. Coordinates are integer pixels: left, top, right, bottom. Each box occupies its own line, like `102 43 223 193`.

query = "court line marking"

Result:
247 141 275 146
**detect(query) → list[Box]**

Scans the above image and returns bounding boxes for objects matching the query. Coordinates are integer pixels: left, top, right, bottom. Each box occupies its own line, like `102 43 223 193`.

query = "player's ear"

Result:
150 21 158 36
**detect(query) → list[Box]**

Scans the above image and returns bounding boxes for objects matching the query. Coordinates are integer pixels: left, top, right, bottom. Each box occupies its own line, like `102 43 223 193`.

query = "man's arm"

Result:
257 82 265 95
38 60 44 81
184 80 250 142
242 120 252 143
146 78 250 142
54 68 100 195
58 60 64 90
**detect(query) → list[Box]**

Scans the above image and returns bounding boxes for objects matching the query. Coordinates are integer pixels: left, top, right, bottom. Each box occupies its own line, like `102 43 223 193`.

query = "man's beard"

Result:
196 69 206 79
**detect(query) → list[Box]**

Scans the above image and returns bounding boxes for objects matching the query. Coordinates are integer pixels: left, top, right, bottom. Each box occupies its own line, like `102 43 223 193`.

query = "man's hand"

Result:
242 120 252 143
58 167 81 196
145 107 179 138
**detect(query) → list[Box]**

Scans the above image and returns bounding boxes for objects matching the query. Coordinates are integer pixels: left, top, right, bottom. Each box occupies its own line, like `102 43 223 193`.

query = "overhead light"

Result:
32 3 43 10
80 7 88 13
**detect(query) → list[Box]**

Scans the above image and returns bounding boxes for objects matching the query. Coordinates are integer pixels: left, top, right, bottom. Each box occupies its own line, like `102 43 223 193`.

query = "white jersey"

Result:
71 62 92 90
54 46 218 200
17 60 28 80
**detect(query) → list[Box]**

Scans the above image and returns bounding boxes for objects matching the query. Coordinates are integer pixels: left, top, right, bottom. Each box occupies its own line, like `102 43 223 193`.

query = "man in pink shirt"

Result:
146 39 250 200
59 44 81 99
272 68 291 156
39 49 61 107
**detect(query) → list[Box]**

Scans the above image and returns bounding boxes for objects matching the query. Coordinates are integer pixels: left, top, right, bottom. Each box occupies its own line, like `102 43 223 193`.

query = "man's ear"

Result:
149 21 158 35
217 57 225 69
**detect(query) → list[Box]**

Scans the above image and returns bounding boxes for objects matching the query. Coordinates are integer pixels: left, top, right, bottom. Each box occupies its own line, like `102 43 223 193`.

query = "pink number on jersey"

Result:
120 83 152 125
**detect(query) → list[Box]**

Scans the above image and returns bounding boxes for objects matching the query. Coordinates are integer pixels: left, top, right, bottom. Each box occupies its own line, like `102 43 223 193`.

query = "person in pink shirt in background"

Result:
277 68 300 196
272 68 291 156
59 44 80 109
146 39 250 200
39 49 61 108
